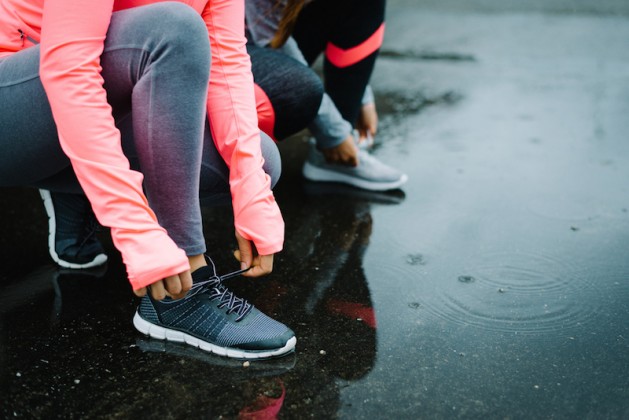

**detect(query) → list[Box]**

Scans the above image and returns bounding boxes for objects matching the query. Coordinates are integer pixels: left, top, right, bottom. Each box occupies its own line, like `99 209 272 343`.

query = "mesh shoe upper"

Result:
302 140 408 191
40 190 108 269
136 261 295 354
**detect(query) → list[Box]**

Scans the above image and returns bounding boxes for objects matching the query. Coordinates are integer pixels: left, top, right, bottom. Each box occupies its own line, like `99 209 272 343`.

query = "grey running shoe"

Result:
302 140 408 191
133 258 296 360
39 189 108 269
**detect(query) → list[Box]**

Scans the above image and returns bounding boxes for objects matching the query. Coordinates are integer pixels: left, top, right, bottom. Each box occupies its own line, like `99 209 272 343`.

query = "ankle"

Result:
188 254 207 272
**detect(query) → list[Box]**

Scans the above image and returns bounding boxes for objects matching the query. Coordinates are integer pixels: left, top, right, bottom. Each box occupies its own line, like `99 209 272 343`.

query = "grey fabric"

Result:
245 0 285 47
279 37 352 149
0 3 281 255
245 2 374 149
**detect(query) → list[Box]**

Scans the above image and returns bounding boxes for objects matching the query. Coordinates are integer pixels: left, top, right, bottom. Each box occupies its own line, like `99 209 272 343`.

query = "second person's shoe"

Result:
302 140 408 191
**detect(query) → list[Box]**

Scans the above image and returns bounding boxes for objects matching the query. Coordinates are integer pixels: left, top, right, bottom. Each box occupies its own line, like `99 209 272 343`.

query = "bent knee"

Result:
260 132 282 188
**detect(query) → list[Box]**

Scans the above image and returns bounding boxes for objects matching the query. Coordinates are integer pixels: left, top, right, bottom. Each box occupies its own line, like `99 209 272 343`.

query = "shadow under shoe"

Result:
39 190 108 269
302 180 406 205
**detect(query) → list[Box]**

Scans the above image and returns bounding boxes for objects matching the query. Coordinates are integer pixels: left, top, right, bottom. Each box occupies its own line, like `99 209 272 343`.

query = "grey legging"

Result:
0 3 281 256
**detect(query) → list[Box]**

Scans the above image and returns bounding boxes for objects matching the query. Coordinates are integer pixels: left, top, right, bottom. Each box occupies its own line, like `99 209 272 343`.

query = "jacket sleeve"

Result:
39 0 189 290
201 0 284 255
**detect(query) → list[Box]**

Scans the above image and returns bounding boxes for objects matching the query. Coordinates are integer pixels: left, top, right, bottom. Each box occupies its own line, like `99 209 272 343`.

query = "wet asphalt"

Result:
2 1 629 418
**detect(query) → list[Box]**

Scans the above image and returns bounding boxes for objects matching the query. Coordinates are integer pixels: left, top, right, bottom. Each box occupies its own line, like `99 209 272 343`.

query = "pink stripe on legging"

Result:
253 83 276 141
325 23 385 68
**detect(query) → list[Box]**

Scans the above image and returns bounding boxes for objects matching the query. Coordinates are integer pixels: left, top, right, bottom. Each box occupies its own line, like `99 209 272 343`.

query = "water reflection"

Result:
233 180 404 414
0 262 297 418
0 175 405 417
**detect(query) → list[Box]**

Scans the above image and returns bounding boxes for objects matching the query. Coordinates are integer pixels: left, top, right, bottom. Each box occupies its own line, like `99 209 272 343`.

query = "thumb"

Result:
235 231 253 270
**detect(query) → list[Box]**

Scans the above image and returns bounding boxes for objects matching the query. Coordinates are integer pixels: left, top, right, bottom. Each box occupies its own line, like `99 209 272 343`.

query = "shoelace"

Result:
187 260 253 322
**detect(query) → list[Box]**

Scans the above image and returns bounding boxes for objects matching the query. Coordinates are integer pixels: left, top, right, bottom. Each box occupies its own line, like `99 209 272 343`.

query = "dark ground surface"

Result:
2 1 629 418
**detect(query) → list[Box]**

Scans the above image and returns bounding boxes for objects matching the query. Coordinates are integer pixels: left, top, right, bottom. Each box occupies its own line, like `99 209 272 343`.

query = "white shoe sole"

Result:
133 312 297 360
303 162 408 191
39 189 108 269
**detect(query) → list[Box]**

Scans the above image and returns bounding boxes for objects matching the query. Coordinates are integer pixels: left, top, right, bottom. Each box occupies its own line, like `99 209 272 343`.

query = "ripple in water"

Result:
527 196 596 222
424 252 602 334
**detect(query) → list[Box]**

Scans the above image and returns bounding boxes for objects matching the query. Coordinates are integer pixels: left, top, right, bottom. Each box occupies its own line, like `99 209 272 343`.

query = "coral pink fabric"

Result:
325 23 385 68
253 83 276 141
0 0 284 289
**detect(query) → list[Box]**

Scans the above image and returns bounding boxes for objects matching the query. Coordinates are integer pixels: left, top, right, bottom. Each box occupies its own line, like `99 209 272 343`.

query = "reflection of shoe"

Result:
133 258 297 360
39 189 108 269
50 264 109 325
135 337 296 374
302 141 408 191
303 181 406 205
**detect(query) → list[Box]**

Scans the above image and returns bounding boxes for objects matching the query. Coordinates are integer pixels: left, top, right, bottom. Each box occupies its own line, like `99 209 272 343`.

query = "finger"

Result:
243 254 274 277
165 275 182 296
357 128 368 142
179 271 193 295
149 280 167 301
244 263 267 277
133 287 147 298
235 232 253 270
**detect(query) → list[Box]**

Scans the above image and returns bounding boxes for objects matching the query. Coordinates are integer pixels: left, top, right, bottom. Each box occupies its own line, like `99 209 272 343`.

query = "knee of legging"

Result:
260 131 282 188
294 68 324 119
136 3 211 75
272 68 323 139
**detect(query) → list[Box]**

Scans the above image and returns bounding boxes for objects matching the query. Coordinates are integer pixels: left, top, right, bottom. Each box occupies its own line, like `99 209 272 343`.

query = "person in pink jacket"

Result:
0 0 296 359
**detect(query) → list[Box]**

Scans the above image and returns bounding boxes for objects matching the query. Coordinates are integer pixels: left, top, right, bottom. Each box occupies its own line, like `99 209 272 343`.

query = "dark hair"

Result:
270 0 307 48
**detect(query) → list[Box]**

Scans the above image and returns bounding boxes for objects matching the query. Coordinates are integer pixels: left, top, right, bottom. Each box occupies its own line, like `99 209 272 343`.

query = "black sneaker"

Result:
133 258 296 359
39 189 108 269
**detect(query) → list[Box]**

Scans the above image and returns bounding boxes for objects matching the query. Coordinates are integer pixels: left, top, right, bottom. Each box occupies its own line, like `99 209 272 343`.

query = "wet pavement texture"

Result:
2 1 629 418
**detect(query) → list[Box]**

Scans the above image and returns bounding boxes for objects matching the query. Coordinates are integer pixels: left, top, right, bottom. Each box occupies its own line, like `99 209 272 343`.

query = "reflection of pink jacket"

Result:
0 0 284 290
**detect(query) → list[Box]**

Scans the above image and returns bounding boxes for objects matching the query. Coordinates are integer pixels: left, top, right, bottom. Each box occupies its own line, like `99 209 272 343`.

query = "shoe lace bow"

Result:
187 259 252 321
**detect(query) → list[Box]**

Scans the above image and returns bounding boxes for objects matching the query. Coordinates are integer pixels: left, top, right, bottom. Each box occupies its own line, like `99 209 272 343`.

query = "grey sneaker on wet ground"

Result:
302 140 408 191
133 258 296 360
39 189 108 269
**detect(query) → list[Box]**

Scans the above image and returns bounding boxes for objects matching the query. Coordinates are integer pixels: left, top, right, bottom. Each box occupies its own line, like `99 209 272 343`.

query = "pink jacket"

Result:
0 0 284 290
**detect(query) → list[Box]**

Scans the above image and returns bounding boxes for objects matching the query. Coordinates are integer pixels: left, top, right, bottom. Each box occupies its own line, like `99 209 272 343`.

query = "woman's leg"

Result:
0 46 74 187
248 43 323 141
198 122 281 206
292 0 386 125
102 4 210 257
0 36 108 268
0 3 210 258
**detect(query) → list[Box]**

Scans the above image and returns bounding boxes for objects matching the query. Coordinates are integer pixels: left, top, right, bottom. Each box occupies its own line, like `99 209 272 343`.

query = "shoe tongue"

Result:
191 265 216 284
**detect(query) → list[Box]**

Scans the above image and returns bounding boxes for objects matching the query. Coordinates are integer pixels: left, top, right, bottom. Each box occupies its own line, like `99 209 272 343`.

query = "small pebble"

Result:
242 361 250 368
458 275 475 284
16 372 21 377
74 379 80 385
498 288 506 293
533 385 539 389
319 350 327 355
406 254 426 266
